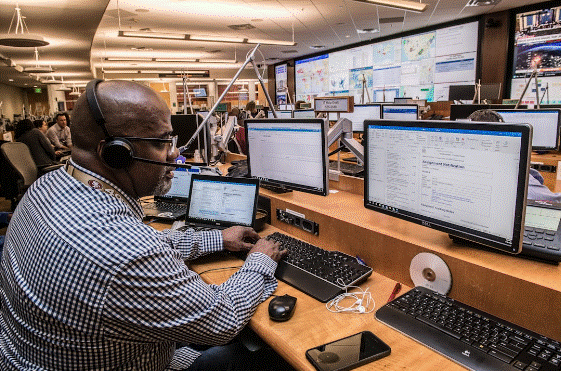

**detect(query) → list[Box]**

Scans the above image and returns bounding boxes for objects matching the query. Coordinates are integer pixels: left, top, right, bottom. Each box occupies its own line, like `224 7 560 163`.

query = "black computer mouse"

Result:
268 294 297 322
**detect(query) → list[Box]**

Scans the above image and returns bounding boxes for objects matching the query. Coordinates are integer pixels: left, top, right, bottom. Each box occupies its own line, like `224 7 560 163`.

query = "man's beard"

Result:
153 166 174 196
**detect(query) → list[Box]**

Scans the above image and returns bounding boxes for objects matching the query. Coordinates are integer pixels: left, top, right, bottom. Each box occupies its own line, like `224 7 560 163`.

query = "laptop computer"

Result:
142 168 201 220
182 174 260 230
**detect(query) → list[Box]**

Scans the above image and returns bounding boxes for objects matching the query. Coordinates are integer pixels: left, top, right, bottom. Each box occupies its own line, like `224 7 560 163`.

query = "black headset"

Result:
86 79 135 169
85 79 191 169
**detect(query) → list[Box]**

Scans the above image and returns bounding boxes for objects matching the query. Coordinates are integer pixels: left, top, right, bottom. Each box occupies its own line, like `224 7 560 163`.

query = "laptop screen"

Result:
159 168 201 201
186 175 259 228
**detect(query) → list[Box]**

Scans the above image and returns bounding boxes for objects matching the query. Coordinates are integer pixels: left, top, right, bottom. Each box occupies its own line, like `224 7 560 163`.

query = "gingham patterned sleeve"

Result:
159 228 224 260
101 243 278 346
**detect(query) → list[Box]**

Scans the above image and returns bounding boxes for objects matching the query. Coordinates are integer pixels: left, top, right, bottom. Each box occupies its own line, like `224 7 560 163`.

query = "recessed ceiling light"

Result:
251 19 263 22
310 45 325 49
8 79 14 82
135 8 149 12
357 28 380 34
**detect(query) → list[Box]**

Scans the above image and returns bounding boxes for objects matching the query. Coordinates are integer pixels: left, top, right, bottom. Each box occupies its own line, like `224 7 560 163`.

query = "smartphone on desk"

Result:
305 331 390 371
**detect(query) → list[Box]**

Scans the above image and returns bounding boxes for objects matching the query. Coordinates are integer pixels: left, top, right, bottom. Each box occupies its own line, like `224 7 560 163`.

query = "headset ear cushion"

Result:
101 138 134 169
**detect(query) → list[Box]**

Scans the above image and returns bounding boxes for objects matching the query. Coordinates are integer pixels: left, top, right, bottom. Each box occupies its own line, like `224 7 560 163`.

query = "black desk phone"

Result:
522 200 561 264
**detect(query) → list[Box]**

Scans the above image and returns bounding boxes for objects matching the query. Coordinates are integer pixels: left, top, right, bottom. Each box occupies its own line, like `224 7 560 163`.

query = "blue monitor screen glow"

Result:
381 104 418 120
193 88 207 97
363 119 532 254
245 118 329 196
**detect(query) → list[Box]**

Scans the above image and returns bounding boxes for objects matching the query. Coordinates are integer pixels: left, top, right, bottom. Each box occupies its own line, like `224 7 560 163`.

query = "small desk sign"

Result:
314 96 354 113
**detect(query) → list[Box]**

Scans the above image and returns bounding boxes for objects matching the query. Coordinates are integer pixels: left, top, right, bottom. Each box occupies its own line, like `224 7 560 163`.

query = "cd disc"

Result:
409 252 452 295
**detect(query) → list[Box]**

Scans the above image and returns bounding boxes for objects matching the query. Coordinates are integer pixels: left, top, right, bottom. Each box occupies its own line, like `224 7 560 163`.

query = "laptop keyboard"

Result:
143 201 187 211
266 232 372 302
377 286 561 371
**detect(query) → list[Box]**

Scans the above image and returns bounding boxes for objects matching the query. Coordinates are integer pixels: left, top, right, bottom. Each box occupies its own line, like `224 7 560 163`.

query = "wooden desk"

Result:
151 221 465 371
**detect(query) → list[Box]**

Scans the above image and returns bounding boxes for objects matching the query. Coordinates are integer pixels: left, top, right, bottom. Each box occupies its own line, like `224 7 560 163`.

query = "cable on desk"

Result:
197 266 243 276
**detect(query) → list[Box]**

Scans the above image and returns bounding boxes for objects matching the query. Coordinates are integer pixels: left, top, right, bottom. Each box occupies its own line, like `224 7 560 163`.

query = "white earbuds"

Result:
326 284 375 314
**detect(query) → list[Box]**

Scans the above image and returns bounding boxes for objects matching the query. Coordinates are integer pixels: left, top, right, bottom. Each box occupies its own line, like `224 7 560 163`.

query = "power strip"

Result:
276 208 319 235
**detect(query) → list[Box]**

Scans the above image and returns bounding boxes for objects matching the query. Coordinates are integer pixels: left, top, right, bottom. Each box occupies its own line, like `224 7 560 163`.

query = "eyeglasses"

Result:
121 135 178 156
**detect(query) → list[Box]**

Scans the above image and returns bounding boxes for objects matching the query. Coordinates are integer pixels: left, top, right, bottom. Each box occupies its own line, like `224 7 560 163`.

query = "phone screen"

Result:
306 331 390 371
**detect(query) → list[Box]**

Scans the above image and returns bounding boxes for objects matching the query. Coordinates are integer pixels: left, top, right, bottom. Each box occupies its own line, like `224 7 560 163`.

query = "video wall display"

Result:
510 5 561 105
295 20 479 103
275 64 288 105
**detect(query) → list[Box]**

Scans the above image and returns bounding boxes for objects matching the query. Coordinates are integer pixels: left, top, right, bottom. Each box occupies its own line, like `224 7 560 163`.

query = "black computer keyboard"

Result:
266 232 373 302
377 286 561 371
329 161 364 176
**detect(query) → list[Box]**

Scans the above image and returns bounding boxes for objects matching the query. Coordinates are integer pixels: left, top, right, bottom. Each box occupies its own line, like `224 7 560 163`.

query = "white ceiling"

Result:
0 0 548 88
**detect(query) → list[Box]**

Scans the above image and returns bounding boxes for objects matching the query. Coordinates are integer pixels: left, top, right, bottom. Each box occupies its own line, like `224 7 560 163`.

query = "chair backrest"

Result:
1 142 38 187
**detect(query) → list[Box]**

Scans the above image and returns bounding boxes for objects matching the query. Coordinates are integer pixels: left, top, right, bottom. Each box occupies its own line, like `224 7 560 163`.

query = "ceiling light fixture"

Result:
118 30 296 46
56 77 71 91
0 5 49 47
69 85 81 96
351 0 427 13
24 48 54 74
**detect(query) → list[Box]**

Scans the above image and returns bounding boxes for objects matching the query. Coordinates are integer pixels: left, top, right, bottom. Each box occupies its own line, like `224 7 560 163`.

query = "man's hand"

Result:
222 226 261 252
221 226 287 262
248 238 286 263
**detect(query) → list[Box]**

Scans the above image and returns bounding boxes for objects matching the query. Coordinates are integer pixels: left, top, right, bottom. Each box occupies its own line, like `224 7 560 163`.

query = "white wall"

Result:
0 83 25 121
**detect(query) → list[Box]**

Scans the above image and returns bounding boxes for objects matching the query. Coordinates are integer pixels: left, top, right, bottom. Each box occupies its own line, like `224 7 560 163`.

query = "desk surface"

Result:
151 156 561 369
152 222 465 371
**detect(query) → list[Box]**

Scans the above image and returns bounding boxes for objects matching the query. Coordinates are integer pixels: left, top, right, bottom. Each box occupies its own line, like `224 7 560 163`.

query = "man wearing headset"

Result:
0 80 288 371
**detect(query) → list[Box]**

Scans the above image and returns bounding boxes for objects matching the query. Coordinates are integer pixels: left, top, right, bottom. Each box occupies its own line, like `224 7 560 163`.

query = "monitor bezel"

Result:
185 174 260 229
363 119 532 254
381 104 419 120
494 108 561 151
341 103 382 133
245 118 330 196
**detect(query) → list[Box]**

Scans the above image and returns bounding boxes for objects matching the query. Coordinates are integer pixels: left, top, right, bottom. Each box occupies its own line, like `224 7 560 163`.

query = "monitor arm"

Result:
327 117 364 163
216 115 237 152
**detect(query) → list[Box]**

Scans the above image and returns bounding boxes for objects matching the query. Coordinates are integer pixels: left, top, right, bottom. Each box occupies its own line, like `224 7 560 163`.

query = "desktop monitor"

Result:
363 119 532 254
450 104 527 121
381 104 418 120
170 114 212 163
293 109 316 119
268 110 293 119
340 104 381 132
193 88 207 97
495 109 561 151
448 85 475 101
479 84 501 101
245 118 329 196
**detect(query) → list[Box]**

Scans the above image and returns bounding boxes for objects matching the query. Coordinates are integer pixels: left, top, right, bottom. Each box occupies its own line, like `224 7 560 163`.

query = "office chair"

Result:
0 142 62 210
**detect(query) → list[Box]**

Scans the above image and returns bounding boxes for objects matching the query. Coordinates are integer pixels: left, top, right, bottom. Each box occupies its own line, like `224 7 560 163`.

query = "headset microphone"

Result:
86 79 188 170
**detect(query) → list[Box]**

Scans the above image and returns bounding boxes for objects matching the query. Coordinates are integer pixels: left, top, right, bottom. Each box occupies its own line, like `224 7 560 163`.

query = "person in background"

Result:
468 109 561 202
0 80 288 371
33 119 49 135
46 112 72 150
0 212 11 255
15 119 60 169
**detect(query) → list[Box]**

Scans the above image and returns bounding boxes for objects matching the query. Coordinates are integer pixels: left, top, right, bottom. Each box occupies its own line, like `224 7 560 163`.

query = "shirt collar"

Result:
67 159 144 219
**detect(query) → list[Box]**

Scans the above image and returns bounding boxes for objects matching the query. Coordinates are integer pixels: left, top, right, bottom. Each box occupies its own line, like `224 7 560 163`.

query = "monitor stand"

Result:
260 182 292 194
449 235 558 265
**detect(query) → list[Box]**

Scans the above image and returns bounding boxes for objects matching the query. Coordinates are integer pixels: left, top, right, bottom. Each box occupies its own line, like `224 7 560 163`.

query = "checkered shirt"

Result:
0 161 278 370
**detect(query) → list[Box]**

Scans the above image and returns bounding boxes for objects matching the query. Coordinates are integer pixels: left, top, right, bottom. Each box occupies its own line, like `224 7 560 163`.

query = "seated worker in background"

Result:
0 80 288 371
46 112 72 150
0 212 11 255
33 118 49 135
468 109 561 202
15 119 61 169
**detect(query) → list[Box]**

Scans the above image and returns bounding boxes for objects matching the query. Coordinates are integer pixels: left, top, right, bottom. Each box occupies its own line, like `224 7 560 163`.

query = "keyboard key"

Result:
488 349 514 363
513 360 527 369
